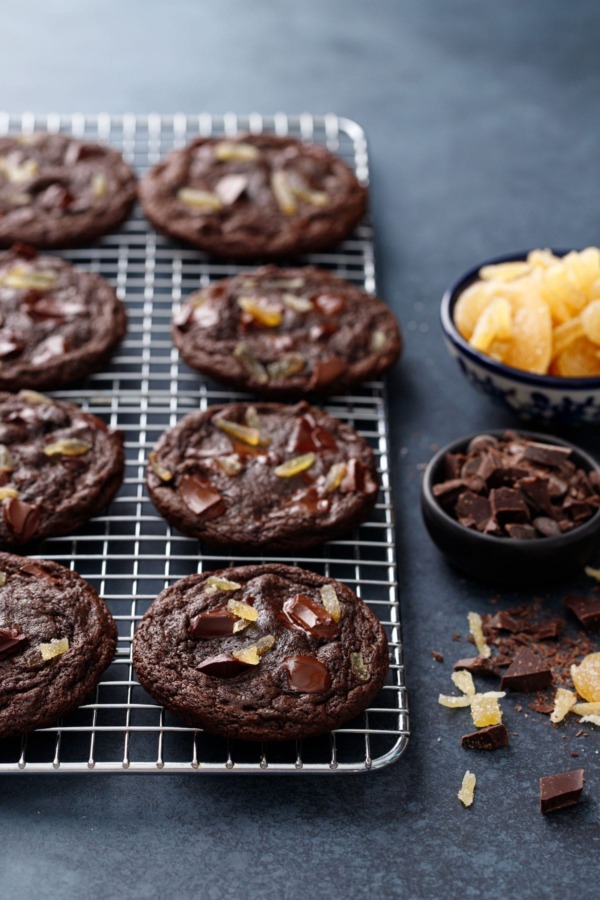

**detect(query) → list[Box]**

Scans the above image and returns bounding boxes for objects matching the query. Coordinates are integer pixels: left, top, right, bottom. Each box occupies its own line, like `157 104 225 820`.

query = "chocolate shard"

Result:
505 523 537 539
521 441 572 468
533 516 561 537
500 647 553 692
309 355 347 390
188 606 237 639
518 475 556 517
178 473 225 519
564 594 600 630
197 654 252 678
540 769 584 814
485 611 521 632
0 627 27 657
461 723 509 751
282 655 332 693
453 656 497 674
3 497 40 543
282 593 339 640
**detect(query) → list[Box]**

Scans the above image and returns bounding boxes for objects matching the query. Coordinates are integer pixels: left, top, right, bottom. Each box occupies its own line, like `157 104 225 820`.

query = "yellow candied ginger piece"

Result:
274 452 316 478
1 265 58 291
232 635 275 665
454 281 498 340
148 451 174 483
214 141 260 162
550 688 577 724
554 336 600 377
458 770 476 808
0 487 19 501
571 652 600 702
479 261 532 282
40 637 69 661
177 187 223 211
226 598 258 622
470 297 513 353
572 701 600 716
579 715 600 726
438 693 472 709
215 416 261 447
470 692 505 727
0 155 39 184
43 439 92 458
527 248 559 269
581 298 600 345
451 669 476 696
584 566 600 582
271 171 297 215
238 296 283 328
552 318 585 358
204 576 242 595
319 584 341 623
467 612 491 659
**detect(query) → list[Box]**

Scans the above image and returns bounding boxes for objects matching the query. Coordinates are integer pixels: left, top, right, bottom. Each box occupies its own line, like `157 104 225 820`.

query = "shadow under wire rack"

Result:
0 111 409 773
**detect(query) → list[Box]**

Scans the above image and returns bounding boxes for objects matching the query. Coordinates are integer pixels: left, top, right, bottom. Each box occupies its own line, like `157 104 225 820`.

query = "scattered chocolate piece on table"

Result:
500 647 553 693
461 723 509 750
433 431 600 539
0 132 136 247
172 265 402 397
564 594 600 630
132 563 388 741
0 245 126 390
453 656 498 675
0 551 116 739
139 134 368 259
540 769 584 814
146 400 379 552
431 650 444 663
0 391 124 548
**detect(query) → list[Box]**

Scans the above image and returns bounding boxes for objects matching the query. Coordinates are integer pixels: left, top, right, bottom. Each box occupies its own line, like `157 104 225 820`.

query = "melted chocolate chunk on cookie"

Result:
0 551 116 739
0 246 126 390
146 401 379 551
139 134 368 259
0 133 137 248
132 563 388 741
172 265 401 397
0 391 123 548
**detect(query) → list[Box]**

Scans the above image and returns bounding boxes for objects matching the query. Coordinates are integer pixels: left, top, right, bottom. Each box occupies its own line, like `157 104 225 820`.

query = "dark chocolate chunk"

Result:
521 442 572 468
309 355 347 390
282 593 338 640
505 523 537 539
282 655 332 693
3 497 41 543
490 487 530 525
455 491 492 531
533 516 561 537
500 647 553 692
540 769 584 814
188 606 237 639
197 654 251 678
178 474 224 519
564 594 600 630
461 723 509 750
0 626 27 657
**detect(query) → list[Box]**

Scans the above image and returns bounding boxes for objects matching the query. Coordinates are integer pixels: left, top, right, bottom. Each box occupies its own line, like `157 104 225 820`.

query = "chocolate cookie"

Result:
0 132 137 247
173 265 402 396
139 134 367 259
0 551 117 740
0 391 124 548
0 245 126 390
132 563 388 741
147 401 379 551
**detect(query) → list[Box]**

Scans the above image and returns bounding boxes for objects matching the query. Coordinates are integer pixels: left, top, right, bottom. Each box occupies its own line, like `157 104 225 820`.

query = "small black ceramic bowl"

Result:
421 430 600 585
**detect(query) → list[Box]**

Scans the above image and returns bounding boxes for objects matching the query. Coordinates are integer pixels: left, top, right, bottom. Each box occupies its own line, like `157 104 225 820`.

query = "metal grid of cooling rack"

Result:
0 112 408 773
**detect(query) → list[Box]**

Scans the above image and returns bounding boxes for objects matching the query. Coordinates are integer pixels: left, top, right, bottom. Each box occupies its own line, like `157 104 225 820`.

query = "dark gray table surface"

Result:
2 1 600 897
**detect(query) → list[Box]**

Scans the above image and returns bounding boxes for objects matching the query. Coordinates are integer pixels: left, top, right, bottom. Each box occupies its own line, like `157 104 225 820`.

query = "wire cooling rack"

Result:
0 112 408 773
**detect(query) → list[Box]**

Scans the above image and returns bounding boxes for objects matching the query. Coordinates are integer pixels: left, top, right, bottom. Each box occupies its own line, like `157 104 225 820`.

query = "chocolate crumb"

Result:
431 650 444 663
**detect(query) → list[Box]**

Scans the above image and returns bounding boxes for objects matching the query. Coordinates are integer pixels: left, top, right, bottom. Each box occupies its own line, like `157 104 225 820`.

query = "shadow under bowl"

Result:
441 252 600 426
421 430 600 586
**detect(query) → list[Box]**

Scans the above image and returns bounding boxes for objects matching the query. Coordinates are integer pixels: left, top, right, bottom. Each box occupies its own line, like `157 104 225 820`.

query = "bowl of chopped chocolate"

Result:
421 430 600 584
441 249 600 426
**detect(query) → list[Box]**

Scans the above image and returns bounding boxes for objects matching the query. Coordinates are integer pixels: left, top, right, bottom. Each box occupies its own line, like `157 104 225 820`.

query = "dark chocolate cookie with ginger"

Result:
132 563 388 741
0 132 136 247
0 391 124 548
139 133 367 259
173 265 401 396
0 551 117 739
146 400 379 551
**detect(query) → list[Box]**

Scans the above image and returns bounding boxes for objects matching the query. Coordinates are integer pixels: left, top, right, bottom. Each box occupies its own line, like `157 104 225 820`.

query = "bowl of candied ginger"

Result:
441 249 600 425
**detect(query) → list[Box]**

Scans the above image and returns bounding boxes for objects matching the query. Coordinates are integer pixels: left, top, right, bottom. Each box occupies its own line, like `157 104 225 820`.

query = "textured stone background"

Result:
1 1 600 896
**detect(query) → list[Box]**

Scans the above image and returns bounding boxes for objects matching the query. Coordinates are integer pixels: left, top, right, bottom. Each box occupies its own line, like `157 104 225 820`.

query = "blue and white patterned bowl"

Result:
441 252 600 426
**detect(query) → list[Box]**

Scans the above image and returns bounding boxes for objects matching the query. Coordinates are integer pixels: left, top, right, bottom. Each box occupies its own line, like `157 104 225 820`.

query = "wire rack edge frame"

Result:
0 111 409 774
